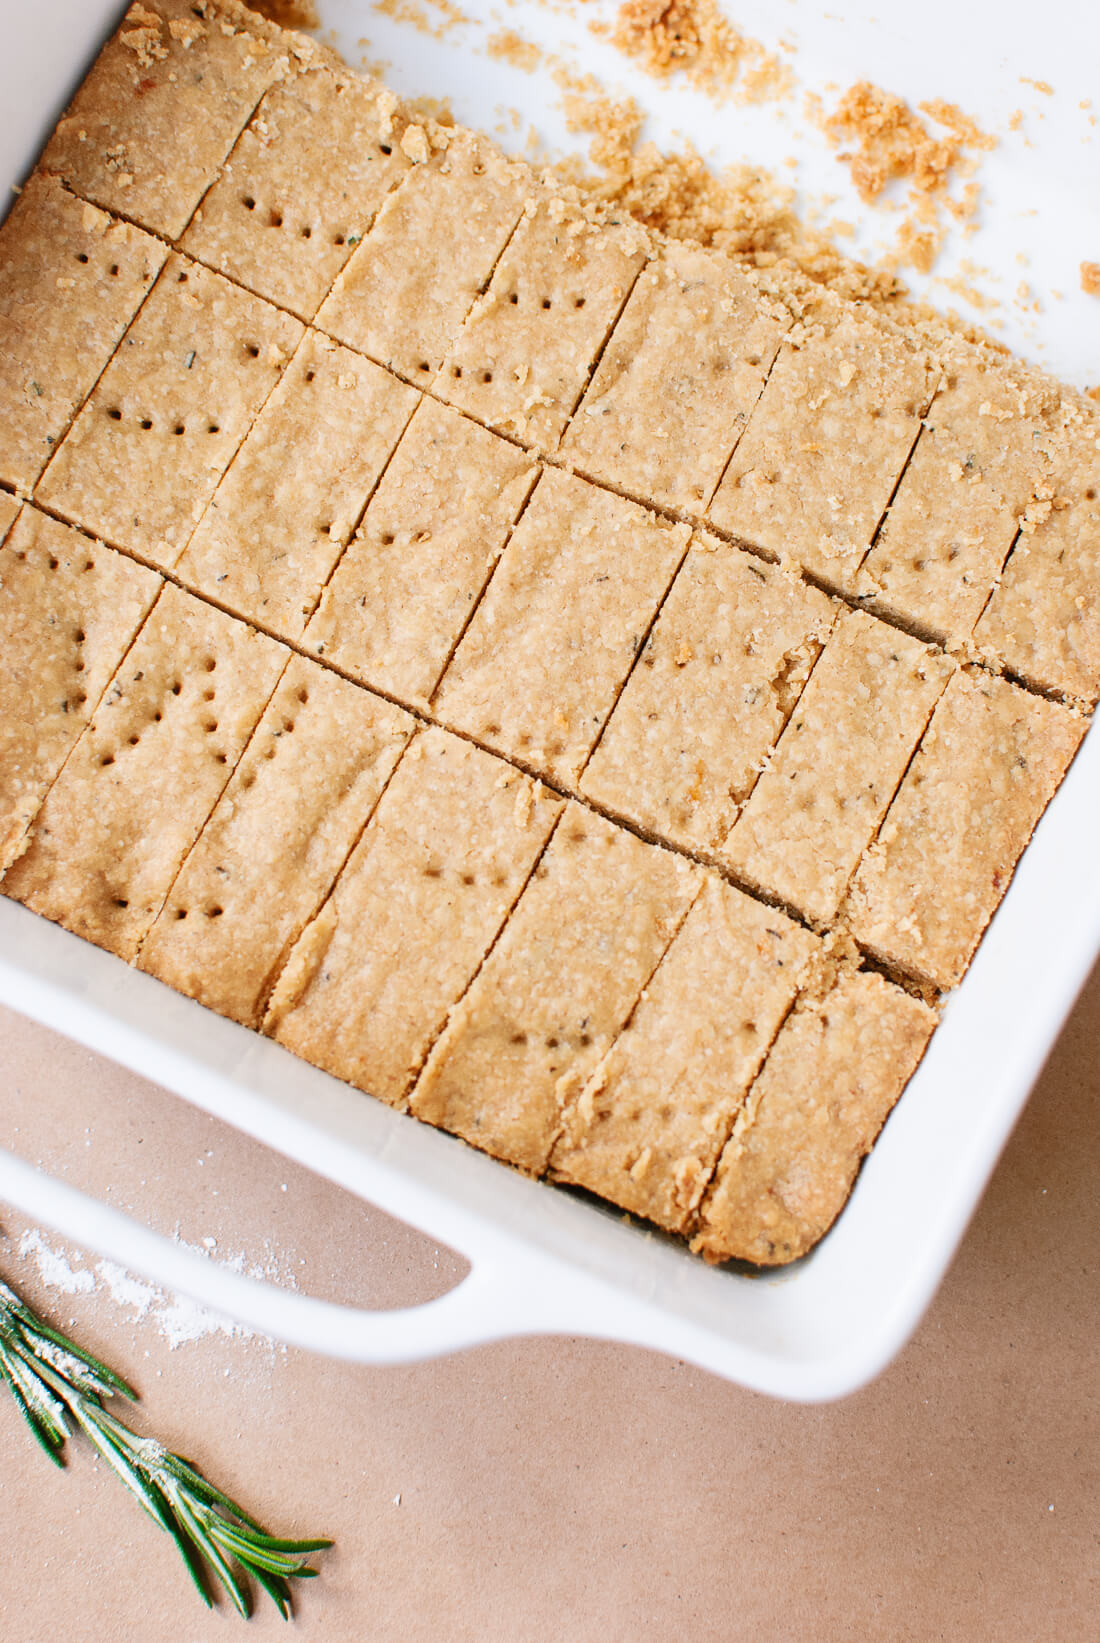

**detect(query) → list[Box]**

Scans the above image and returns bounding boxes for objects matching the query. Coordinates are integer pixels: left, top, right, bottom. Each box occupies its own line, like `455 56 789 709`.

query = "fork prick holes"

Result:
206 905 224 919
171 682 182 695
100 754 114 766
300 225 312 239
245 343 260 359
243 195 256 211
204 659 216 672
297 688 308 704
107 408 122 421
541 298 551 310
75 252 89 265
173 424 185 436
175 908 188 920
140 418 153 431
269 211 284 229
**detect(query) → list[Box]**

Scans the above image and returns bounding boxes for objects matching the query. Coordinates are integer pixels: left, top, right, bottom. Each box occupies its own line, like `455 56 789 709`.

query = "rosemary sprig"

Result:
0 1276 331 1619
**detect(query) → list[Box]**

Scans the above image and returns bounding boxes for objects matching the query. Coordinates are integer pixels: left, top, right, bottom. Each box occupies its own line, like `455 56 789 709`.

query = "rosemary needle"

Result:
0 1276 332 1619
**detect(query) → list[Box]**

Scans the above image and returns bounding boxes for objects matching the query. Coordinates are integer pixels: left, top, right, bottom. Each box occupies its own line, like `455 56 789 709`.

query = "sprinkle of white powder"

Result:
18 1229 96 1296
16 1229 298 1351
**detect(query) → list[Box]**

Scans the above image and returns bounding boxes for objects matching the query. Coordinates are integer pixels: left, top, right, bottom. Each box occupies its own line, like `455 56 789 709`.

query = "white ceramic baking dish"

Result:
1 0 1097 1400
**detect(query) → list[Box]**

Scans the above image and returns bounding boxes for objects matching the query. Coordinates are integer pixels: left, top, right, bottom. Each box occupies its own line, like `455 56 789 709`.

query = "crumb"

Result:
487 28 543 73
243 0 320 25
825 82 995 274
1081 263 1100 297
555 86 906 308
1009 109 1024 131
371 0 468 39
1020 76 1054 95
609 0 792 105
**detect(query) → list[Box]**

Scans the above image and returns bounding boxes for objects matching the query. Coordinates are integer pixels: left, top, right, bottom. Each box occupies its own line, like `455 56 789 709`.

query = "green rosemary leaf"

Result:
209 1520 319 1579
0 1355 67 1465
247 1561 294 1622
163 1451 266 1528
1 1343 71 1448
1 1282 135 1401
171 1485 254 1619
0 1271 332 1619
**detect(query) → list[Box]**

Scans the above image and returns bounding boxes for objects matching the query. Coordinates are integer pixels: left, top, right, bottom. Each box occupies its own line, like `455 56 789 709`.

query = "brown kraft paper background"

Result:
0 956 1096 1641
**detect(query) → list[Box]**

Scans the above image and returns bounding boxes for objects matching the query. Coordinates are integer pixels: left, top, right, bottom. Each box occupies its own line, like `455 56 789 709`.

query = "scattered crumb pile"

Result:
371 0 469 40
1082 262 1100 297
558 88 907 308
244 0 320 27
608 0 791 104
487 27 544 75
825 83 997 273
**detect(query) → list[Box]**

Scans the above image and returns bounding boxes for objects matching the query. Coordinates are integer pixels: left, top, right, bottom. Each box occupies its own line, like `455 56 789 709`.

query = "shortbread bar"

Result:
1 0 1095 1271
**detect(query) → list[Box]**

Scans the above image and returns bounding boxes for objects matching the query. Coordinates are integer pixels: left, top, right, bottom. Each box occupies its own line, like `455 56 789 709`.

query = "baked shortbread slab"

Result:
1 0 1096 1268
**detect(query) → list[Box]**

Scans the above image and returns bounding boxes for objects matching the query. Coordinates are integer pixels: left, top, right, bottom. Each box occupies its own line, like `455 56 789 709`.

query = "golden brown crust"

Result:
177 330 418 637
433 467 690 787
304 398 537 705
39 0 303 240
36 253 303 569
707 306 936 590
410 805 700 1172
846 670 1087 989
550 876 820 1231
857 356 1063 645
561 241 793 514
139 656 413 1024
0 175 167 493
315 128 530 384
693 969 936 1264
581 538 837 854
721 610 955 924
181 68 412 320
973 425 1100 704
3 584 288 960
435 191 652 450
266 727 563 1105
0 507 161 874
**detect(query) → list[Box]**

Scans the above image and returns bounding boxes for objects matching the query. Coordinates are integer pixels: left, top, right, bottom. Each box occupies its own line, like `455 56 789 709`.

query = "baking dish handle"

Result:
0 1148 570 1364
